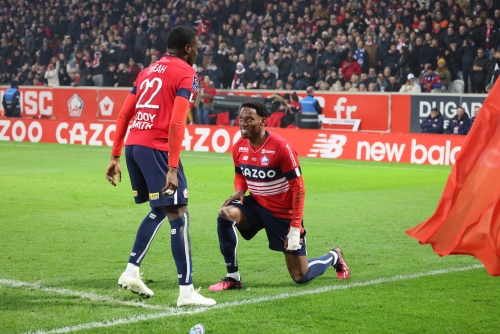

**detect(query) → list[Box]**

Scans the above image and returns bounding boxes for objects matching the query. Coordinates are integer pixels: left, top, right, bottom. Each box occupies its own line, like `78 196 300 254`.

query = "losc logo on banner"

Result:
409 95 485 133
99 96 114 116
67 93 84 117
307 134 347 158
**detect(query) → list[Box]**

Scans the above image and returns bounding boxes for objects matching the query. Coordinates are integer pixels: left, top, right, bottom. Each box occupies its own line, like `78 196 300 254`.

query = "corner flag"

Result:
406 81 500 276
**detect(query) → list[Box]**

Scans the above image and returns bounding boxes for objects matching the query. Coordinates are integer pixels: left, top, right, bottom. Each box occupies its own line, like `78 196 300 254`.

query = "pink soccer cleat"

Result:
330 247 350 280
208 277 243 291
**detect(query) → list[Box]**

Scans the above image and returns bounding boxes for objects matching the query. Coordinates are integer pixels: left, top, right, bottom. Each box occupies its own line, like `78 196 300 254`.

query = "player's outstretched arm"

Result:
106 92 136 186
163 95 190 196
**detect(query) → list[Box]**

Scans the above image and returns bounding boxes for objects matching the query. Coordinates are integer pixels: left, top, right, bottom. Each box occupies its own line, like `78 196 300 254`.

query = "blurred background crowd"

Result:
0 0 499 93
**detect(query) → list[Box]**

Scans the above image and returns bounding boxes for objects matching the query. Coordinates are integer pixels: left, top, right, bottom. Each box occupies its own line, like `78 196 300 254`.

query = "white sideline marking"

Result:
27 264 483 334
4 143 450 173
0 279 165 310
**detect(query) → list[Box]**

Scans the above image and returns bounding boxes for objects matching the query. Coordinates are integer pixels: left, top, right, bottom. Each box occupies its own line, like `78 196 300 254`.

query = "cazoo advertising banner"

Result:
0 119 466 166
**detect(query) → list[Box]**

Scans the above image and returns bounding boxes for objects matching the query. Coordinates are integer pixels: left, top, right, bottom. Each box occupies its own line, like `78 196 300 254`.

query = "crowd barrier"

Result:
0 86 479 165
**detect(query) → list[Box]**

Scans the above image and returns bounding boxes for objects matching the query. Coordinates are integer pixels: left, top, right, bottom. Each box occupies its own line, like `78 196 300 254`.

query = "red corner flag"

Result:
406 82 500 276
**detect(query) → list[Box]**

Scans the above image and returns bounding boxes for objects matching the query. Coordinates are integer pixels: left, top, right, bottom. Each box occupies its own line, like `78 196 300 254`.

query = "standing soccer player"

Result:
209 101 350 291
105 26 215 307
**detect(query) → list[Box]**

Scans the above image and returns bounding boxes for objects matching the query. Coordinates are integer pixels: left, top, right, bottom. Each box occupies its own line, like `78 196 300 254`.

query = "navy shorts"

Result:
125 145 188 207
231 196 307 256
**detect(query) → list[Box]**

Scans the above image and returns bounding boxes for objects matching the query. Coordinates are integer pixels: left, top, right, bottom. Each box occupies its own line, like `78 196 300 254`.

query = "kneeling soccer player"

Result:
209 101 350 291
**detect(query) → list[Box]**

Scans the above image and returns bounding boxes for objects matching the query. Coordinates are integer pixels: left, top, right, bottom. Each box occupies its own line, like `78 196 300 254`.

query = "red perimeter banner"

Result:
0 87 389 131
220 90 390 131
0 119 466 165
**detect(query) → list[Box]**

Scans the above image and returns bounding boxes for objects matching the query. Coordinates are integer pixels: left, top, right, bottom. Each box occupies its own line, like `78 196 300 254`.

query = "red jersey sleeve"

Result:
111 89 137 157
167 68 198 167
232 142 248 192
277 142 304 229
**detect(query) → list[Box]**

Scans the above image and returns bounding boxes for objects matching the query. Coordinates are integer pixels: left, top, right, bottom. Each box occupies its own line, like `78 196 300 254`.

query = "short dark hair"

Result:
241 100 268 118
167 26 197 50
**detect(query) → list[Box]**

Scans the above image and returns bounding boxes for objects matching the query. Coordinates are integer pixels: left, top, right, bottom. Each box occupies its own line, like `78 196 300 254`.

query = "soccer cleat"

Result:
208 277 243 291
118 272 154 298
177 287 216 307
329 247 350 280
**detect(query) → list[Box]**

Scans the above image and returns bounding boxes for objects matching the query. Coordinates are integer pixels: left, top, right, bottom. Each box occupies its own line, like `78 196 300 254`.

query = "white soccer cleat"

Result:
118 272 154 298
177 286 216 307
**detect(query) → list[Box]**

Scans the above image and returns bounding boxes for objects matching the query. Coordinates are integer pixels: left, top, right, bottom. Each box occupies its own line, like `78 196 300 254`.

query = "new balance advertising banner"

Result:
409 95 485 133
0 119 466 165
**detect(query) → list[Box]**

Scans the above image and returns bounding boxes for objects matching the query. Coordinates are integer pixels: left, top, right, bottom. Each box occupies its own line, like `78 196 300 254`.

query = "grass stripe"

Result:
0 279 165 310
27 264 483 334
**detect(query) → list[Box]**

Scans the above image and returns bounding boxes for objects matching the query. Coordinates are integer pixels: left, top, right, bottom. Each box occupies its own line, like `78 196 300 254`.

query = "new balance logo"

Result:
178 274 183 278
130 252 136 256
171 229 176 234
307 134 347 158
149 213 156 219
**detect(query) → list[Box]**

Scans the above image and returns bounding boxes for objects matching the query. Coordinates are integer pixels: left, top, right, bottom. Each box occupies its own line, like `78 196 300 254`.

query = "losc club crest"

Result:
99 96 114 116
67 93 84 117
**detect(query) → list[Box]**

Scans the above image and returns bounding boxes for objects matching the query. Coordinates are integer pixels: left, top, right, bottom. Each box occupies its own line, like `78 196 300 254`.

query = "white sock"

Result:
179 284 194 296
125 263 140 277
227 271 241 281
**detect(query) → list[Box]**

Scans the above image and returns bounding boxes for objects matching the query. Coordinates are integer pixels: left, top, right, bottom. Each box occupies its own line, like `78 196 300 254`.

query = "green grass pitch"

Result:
0 142 498 334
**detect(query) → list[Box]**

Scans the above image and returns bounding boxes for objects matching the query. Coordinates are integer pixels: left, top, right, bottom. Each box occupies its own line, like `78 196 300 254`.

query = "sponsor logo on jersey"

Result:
240 166 277 179
171 229 177 234
242 155 248 160
261 149 276 154
149 192 160 200
192 76 199 91
149 213 156 219
183 188 188 198
133 190 138 197
130 252 136 256
261 155 270 166
67 93 84 117
238 147 248 152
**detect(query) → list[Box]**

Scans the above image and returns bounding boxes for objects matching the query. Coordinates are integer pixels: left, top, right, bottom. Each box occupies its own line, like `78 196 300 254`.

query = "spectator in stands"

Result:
259 70 276 89
341 50 361 82
384 75 401 92
421 108 444 134
469 106 480 133
91 51 105 87
296 54 319 89
208 63 223 89
396 46 411 85
244 61 262 89
300 86 322 115
444 40 460 81
127 58 141 86
115 63 130 87
44 59 60 87
446 107 471 135
103 63 117 87
460 37 478 93
486 47 500 85
436 58 452 90
275 80 284 90
231 62 246 90
400 73 422 93
197 76 216 125
420 65 442 92
473 48 490 93
354 40 370 74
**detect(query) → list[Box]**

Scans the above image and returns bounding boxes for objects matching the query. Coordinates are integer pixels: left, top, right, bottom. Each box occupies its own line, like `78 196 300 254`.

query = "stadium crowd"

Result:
0 0 500 94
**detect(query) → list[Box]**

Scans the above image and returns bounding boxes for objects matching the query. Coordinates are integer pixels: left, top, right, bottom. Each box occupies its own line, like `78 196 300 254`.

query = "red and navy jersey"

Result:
125 56 198 151
233 131 303 220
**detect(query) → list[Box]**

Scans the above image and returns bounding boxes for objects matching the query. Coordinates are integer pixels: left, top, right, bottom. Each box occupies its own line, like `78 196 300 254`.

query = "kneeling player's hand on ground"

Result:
223 190 246 207
285 227 302 251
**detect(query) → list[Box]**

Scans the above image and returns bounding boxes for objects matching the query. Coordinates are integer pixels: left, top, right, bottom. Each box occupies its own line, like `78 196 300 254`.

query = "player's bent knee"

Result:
150 206 167 220
218 206 238 221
